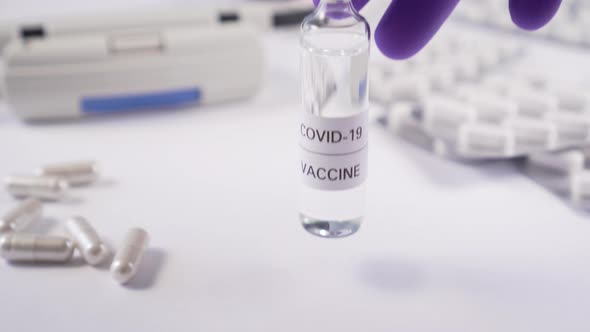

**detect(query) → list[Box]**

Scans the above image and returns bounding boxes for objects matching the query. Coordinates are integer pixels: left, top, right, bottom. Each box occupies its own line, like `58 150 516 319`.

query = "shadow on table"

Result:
125 248 167 290
357 257 424 293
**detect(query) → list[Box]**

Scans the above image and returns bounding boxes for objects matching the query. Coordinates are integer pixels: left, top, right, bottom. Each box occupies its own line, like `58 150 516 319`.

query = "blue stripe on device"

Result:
81 88 201 113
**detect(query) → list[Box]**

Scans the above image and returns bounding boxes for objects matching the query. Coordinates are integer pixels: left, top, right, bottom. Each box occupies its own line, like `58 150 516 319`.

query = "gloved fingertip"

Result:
509 0 562 30
352 0 370 11
375 0 459 59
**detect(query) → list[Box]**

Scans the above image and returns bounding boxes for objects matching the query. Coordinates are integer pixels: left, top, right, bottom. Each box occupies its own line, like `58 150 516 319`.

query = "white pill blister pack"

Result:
371 26 590 211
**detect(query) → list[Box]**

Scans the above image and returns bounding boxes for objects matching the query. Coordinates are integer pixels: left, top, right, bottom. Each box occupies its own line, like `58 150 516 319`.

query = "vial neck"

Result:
321 0 352 3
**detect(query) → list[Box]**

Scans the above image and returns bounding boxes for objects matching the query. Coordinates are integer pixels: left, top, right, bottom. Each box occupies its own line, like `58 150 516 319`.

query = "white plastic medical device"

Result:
2 26 263 120
0 2 314 49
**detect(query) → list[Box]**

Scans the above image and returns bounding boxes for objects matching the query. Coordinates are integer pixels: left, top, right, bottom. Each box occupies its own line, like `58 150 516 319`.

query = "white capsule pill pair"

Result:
0 213 109 265
0 200 73 263
4 161 100 201
67 218 152 284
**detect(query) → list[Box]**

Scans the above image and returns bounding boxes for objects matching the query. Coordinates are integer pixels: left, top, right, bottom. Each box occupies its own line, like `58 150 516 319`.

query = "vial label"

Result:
299 112 368 190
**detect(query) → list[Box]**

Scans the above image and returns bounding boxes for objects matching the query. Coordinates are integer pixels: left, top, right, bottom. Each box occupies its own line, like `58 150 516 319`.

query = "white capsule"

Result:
0 233 74 262
455 84 518 123
457 123 515 158
36 160 99 186
405 51 432 70
111 228 149 284
508 86 559 118
368 72 392 104
375 61 408 79
65 216 110 265
386 102 420 133
5 175 69 201
513 69 550 90
386 102 435 150
496 40 524 60
482 74 530 96
453 2 486 23
448 54 480 81
424 40 453 63
0 198 42 234
423 96 477 141
502 117 558 152
544 111 590 145
474 47 502 71
527 150 585 174
387 74 431 103
546 85 590 112
417 64 456 92
548 21 584 44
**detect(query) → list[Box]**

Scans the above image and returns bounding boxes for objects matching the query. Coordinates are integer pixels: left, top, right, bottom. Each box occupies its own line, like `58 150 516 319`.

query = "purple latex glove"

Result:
313 0 562 59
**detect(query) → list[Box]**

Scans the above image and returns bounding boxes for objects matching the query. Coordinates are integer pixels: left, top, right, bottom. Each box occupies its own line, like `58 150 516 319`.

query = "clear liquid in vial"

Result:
300 30 369 238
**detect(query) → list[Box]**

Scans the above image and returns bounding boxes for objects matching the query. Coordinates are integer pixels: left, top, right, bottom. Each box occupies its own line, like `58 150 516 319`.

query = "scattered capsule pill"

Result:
36 160 99 186
5 175 69 201
111 228 149 284
66 216 110 265
0 233 74 262
0 198 42 234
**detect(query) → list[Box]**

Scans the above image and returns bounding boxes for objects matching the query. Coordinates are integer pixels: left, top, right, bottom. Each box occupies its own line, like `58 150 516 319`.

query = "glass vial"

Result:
299 0 370 238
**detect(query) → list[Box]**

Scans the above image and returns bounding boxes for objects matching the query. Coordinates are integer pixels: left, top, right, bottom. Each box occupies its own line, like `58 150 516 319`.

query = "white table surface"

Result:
1 2 590 331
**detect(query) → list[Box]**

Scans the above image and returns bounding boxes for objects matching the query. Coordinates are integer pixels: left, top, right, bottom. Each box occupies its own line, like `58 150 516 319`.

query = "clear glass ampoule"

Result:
299 0 370 238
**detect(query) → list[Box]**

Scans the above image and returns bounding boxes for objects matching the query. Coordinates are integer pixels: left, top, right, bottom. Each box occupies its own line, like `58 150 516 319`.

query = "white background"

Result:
1 1 590 331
